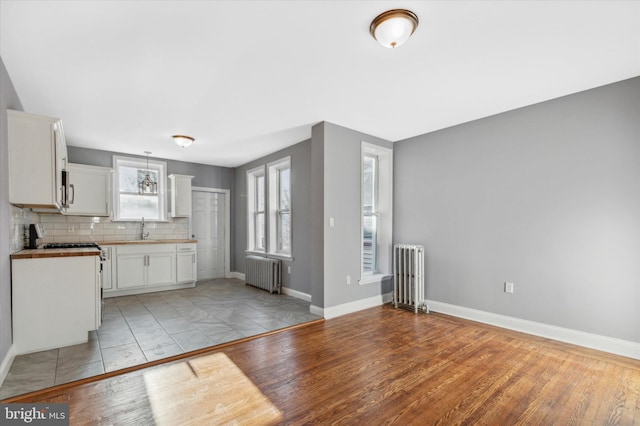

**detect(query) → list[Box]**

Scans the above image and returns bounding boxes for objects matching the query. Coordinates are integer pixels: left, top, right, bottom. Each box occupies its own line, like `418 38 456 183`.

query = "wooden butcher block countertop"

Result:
11 248 101 260
100 239 197 245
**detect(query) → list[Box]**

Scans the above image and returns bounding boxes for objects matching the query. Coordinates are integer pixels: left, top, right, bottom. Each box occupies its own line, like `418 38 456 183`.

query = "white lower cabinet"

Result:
177 243 197 283
12 254 100 355
116 251 148 289
106 243 196 297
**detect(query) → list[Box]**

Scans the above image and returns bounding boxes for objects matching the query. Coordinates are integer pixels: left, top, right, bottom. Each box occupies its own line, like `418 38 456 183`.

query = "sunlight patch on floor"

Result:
143 352 282 425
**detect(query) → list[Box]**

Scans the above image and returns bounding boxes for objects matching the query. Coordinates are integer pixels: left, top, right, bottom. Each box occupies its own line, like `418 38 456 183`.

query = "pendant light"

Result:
370 9 419 48
138 151 158 195
173 135 195 148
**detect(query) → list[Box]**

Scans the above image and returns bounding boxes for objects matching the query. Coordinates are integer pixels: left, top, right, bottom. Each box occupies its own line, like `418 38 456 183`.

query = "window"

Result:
247 157 292 258
113 155 167 221
362 153 378 273
361 143 392 283
268 157 291 256
247 166 266 252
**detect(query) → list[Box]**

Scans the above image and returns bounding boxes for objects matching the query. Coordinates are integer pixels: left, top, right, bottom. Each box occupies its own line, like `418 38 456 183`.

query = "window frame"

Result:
268 157 292 258
360 142 393 285
112 155 168 222
247 165 266 253
362 152 379 275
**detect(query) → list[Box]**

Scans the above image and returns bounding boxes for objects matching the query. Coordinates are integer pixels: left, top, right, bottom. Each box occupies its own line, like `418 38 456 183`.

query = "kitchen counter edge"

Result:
99 239 197 245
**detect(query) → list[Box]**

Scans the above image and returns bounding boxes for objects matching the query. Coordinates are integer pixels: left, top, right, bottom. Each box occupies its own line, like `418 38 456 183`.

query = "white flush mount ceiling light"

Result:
370 9 419 48
173 135 195 148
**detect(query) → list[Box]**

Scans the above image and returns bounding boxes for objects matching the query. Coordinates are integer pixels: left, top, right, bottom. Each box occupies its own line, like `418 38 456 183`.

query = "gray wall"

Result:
68 146 234 190
69 145 236 263
310 124 324 307
394 77 640 343
318 122 393 308
0 57 24 362
233 139 312 295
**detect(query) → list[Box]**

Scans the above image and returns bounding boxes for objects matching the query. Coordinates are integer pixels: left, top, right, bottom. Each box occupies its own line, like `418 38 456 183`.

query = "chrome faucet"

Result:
141 217 149 240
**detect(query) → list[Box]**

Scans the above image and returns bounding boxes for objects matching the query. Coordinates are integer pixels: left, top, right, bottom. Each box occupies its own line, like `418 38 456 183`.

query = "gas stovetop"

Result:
42 242 101 249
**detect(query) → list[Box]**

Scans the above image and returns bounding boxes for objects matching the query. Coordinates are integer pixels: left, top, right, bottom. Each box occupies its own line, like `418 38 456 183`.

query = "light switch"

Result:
329 217 335 228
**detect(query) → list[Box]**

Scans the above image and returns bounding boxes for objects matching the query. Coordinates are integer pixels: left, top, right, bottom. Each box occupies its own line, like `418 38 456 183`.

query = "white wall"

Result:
0 57 23 363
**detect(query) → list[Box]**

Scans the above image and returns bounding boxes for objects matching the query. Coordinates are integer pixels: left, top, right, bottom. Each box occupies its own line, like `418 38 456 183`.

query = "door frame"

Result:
191 187 231 279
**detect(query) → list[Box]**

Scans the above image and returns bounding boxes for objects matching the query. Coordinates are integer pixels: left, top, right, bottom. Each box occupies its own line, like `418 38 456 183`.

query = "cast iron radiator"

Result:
245 255 282 294
393 244 428 314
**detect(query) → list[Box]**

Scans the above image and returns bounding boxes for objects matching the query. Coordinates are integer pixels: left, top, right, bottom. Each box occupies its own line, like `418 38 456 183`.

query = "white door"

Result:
192 191 226 280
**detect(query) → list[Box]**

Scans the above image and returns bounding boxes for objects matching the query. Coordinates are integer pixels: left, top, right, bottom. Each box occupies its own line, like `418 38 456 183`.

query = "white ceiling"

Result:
1 1 639 167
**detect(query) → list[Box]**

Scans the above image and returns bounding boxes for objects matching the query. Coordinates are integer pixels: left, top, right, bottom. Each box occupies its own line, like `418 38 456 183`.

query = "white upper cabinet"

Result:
8 109 70 211
66 163 113 216
169 174 194 217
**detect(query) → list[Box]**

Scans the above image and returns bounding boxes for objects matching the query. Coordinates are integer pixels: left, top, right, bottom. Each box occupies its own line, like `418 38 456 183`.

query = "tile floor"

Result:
0 278 320 399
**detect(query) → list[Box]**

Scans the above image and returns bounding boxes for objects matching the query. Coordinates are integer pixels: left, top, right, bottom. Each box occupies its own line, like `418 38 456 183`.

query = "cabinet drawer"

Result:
177 243 196 252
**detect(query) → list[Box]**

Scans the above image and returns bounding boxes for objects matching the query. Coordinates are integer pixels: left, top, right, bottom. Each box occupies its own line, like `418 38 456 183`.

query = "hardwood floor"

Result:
5 305 640 425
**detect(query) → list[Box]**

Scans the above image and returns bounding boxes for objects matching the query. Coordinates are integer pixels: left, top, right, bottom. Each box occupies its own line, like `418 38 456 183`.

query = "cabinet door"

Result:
116 253 146 288
147 252 176 286
54 123 68 210
66 163 112 216
169 174 194 217
8 110 63 209
177 251 196 283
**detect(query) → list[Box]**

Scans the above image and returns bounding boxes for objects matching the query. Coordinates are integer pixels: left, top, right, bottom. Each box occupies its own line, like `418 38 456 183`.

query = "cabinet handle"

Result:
69 183 75 205
192 253 195 263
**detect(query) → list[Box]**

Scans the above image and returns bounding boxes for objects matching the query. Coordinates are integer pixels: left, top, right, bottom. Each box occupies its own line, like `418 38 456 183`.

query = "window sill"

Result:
267 253 293 261
111 219 170 223
244 250 293 262
359 273 392 286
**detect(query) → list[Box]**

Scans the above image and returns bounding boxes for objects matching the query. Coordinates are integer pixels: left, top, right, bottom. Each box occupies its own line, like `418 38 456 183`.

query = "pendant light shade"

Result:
173 135 195 148
138 151 158 195
370 9 419 48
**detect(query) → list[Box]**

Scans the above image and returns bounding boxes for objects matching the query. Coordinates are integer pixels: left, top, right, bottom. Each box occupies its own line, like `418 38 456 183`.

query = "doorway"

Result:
191 188 230 280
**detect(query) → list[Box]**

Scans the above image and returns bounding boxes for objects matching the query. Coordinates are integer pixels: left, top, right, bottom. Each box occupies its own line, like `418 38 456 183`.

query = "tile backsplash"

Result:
10 205 38 253
10 207 190 250
37 215 190 244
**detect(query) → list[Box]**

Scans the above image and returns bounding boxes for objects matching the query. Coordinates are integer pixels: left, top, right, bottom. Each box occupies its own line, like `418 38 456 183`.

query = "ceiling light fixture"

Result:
370 9 419 49
173 135 195 148
139 151 158 195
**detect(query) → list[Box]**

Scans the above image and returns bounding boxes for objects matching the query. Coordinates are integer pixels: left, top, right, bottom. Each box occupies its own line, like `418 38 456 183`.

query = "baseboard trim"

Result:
282 287 311 302
310 305 324 317
229 272 245 281
427 300 640 360
317 292 393 320
0 345 16 386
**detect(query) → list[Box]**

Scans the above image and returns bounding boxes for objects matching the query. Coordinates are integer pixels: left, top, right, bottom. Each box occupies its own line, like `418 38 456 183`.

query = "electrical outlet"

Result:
505 282 514 294
287 266 291 274
346 275 351 285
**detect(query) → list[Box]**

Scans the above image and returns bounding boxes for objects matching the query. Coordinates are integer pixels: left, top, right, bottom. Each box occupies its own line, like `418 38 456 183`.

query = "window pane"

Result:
278 212 291 252
279 168 290 210
119 194 159 220
119 166 140 193
255 212 265 250
119 166 158 194
256 175 265 212
363 215 377 273
363 156 376 214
